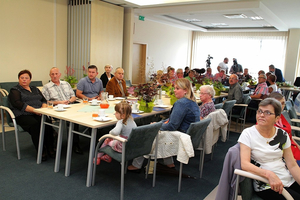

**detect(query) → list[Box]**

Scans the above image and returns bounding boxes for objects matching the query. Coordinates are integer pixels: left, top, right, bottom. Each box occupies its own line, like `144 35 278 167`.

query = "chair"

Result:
178 118 211 192
222 100 236 117
0 96 22 159
125 80 132 87
234 169 293 200
214 103 223 109
229 95 252 134
92 122 162 200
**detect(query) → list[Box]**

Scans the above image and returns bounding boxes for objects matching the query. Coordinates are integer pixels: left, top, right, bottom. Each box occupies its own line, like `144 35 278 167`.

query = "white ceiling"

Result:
100 0 300 32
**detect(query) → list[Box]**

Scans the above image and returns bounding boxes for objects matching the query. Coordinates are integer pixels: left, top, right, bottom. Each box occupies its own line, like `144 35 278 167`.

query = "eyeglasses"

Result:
199 92 209 95
229 78 237 80
257 109 275 116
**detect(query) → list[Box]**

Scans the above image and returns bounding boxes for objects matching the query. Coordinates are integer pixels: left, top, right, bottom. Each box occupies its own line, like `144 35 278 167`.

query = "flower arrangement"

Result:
127 82 159 112
64 66 78 88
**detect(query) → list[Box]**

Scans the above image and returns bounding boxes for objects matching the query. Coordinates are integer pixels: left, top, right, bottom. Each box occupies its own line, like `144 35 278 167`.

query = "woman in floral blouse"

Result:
199 85 216 119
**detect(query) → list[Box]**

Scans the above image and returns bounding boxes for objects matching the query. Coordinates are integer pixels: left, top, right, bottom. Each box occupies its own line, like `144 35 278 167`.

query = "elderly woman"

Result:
239 98 300 199
128 78 200 171
199 85 215 119
8 70 55 161
269 93 300 165
176 68 184 78
100 64 114 88
167 67 178 86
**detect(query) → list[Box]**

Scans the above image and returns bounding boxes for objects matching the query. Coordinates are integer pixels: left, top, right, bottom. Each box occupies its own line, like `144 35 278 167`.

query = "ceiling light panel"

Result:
223 14 247 19
125 0 200 6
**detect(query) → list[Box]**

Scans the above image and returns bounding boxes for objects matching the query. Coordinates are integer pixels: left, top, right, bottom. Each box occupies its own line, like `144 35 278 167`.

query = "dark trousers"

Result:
16 115 54 152
257 181 300 200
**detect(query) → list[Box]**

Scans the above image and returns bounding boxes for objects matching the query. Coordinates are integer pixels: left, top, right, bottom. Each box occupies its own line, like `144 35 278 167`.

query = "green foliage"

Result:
64 75 78 88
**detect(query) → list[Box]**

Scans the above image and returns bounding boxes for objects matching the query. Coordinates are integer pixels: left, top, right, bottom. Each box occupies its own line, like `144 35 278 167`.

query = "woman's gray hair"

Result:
200 85 215 97
259 98 282 117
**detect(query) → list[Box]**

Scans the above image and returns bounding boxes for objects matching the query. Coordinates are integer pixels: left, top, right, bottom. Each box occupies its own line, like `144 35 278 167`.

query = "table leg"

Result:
37 114 46 164
54 119 64 172
86 128 97 187
65 122 74 177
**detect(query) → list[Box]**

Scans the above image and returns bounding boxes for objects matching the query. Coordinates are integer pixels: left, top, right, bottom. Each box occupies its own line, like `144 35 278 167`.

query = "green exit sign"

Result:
139 15 145 21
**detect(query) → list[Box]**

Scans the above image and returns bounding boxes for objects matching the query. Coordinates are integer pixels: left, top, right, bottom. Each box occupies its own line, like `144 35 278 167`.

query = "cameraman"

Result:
229 58 243 75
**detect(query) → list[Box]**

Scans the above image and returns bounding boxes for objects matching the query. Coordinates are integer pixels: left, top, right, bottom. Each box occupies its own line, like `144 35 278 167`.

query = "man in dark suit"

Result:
269 64 285 82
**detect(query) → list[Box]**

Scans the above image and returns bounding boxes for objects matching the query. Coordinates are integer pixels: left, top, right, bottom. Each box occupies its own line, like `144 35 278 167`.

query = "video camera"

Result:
206 54 213 68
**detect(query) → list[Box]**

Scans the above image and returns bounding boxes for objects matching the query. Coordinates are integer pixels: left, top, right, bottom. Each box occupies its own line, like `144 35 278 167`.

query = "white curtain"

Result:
191 32 288 76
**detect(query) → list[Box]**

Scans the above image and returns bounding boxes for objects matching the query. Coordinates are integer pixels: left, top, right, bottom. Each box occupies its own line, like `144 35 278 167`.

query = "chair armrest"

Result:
234 104 248 107
291 118 300 123
98 134 127 143
292 136 300 141
234 169 293 200
291 125 300 132
0 105 16 119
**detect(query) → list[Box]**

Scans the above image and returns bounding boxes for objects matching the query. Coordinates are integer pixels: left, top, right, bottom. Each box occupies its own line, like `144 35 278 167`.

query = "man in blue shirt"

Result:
76 65 103 100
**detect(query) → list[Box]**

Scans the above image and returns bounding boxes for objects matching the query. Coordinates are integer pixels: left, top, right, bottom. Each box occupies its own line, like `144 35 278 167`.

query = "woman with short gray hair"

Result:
199 85 215 119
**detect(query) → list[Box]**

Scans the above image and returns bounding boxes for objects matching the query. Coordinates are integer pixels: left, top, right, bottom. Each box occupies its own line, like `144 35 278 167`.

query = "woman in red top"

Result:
269 93 300 164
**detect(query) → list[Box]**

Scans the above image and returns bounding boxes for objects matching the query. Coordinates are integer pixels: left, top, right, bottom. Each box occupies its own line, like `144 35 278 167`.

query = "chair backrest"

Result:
214 103 223 109
125 122 162 160
243 95 252 105
222 100 236 116
1 96 15 126
125 80 132 87
285 100 293 111
186 118 211 149
0 82 19 93
282 110 292 124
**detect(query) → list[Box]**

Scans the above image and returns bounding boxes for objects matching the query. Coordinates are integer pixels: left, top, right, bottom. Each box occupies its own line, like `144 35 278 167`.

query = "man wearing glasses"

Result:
227 74 243 104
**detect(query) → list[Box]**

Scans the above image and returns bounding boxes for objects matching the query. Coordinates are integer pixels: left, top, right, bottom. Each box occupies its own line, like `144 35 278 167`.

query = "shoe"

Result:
128 165 141 173
100 155 112 163
93 157 101 165
73 144 83 154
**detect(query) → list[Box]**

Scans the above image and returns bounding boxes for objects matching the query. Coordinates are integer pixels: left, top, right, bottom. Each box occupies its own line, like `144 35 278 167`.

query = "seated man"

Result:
227 74 243 104
106 67 129 97
242 68 252 82
76 65 103 101
214 69 226 82
248 74 268 113
42 67 76 105
42 67 82 154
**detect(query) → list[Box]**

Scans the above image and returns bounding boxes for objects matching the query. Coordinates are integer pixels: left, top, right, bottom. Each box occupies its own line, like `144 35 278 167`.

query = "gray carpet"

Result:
0 129 241 200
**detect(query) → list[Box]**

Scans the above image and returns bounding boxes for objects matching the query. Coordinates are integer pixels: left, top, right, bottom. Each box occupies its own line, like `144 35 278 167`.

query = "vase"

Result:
138 99 154 113
170 96 178 105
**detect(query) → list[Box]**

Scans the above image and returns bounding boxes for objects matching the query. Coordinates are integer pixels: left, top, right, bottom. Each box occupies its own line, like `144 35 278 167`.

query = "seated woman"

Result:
199 85 215 119
176 68 184 79
8 70 55 161
167 67 178 86
239 98 300 199
268 74 278 94
128 78 200 170
269 92 300 165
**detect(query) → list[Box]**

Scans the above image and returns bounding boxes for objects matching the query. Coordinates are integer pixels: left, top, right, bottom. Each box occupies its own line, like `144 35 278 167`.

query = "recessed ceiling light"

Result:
211 23 228 26
250 16 263 20
125 0 199 6
223 14 247 19
185 18 201 22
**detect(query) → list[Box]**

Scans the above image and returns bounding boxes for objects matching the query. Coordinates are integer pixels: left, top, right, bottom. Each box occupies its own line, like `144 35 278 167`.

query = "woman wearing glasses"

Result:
199 85 215 119
238 98 300 199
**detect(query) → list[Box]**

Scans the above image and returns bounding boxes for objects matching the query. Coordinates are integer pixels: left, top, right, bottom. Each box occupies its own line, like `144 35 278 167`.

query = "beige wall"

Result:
90 1 124 76
133 17 192 78
0 0 68 84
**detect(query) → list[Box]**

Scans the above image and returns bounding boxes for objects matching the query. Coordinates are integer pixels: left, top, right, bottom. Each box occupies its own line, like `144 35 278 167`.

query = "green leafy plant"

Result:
64 75 78 88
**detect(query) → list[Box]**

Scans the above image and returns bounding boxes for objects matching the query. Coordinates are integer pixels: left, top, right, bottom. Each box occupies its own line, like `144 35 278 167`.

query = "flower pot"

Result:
138 99 154 113
215 89 221 96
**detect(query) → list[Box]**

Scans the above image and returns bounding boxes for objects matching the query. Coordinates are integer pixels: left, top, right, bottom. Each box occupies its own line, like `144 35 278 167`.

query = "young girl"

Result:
96 102 137 165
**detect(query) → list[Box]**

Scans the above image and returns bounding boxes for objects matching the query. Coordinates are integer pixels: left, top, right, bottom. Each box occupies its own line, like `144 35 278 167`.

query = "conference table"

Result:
34 97 173 187
279 86 300 100
34 92 228 187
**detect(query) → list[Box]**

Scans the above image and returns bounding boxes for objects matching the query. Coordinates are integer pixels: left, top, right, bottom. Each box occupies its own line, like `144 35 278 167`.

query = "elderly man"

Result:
100 64 114 88
42 67 82 154
227 74 243 104
218 57 229 74
242 68 252 82
42 67 76 105
76 65 103 101
269 64 285 82
251 74 268 99
106 67 128 97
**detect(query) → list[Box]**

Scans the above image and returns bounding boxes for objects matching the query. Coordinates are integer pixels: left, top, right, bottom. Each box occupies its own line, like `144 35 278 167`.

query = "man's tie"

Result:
119 81 125 97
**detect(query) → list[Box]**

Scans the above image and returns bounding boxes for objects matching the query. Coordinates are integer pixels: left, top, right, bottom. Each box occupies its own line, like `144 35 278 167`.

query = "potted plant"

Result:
213 81 225 96
128 82 158 112
64 66 78 88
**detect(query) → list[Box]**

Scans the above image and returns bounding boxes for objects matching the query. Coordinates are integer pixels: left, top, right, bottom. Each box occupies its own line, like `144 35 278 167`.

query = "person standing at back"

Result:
100 64 114 88
218 57 229 74
269 64 285 83
106 67 129 97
